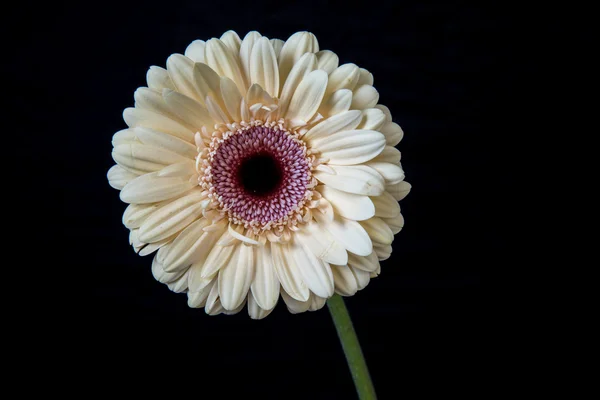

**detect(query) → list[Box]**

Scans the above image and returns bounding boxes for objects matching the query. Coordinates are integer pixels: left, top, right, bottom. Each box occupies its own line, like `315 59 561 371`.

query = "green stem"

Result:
327 295 377 400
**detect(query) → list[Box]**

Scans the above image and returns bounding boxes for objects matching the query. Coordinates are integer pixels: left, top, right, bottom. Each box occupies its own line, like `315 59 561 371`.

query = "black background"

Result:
12 0 531 397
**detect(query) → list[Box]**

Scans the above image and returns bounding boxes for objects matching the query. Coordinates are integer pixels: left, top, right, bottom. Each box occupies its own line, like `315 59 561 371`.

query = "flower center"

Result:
202 122 314 233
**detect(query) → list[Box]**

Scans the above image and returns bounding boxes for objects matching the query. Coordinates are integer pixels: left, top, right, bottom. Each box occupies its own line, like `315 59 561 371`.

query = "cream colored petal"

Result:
366 162 405 185
349 265 371 290
373 243 392 261
123 107 195 143
200 230 237 278
220 77 243 121
373 146 401 164
380 122 404 145
187 262 216 294
162 218 226 272
192 63 222 107
295 222 347 266
205 93 231 124
218 243 255 311
308 295 327 311
285 70 328 124
270 38 284 59
319 89 352 117
386 181 411 201
119 164 197 204
315 214 373 257
152 256 188 293
162 89 214 129
122 202 161 229
107 165 137 190
374 104 392 123
240 31 263 81
134 87 178 119
187 279 213 308
360 217 394 246
249 37 279 98
331 264 358 296
303 110 362 142
281 289 311 314
358 68 374 86
348 251 380 273
383 213 404 234
248 292 275 320
146 66 176 91
311 129 385 165
166 54 203 102
371 191 401 218
134 127 197 159
130 229 143 251
251 243 280 310
204 38 246 94
139 235 175 256
291 240 334 298
357 108 386 130
112 129 138 146
278 32 319 88
316 50 339 74
271 242 309 302
314 164 385 196
205 279 223 315
278 53 317 117
112 143 192 174
138 189 205 242
351 85 379 110
317 185 374 221
184 40 206 62
326 63 360 94
220 30 242 54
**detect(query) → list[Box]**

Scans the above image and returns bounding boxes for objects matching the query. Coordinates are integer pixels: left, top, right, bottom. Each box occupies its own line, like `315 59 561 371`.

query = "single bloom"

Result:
107 30 411 319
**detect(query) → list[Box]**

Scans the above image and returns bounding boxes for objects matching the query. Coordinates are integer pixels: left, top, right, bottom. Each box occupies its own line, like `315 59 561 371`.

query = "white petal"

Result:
331 264 358 296
360 217 394 246
281 289 311 314
204 279 223 315
373 243 392 261
187 280 213 308
200 230 237 278
147 66 176 91
311 129 385 165
383 213 404 234
162 89 214 129
351 85 379 110
218 243 255 310
249 37 279 98
112 129 138 146
220 30 242 54
248 292 275 320
315 214 372 257
326 64 360 93
187 262 216 294
271 242 309 302
166 54 202 102
139 235 174 256
357 68 374 86
317 185 374 221
112 143 192 174
357 108 386 130
134 87 178 120
373 146 401 164
278 53 317 117
184 40 206 62
107 165 137 190
308 295 327 311
314 164 385 196
374 104 392 123
349 265 371 290
291 240 334 298
295 222 347 266
348 251 380 273
204 38 246 94
240 31 263 83
220 77 243 121
270 38 284 59
192 63 222 106
138 189 205 242
162 218 226 272
371 191 401 218
122 202 160 229
278 32 319 88
316 50 339 74
319 89 352 117
123 107 194 143
135 126 197 159
119 164 197 204
251 244 280 310
386 181 411 201
366 162 405 185
285 70 328 124
152 256 188 293
303 110 362 142
380 122 404 145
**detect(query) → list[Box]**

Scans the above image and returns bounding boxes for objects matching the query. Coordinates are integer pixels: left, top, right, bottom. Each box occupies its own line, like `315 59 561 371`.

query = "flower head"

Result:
107 30 411 318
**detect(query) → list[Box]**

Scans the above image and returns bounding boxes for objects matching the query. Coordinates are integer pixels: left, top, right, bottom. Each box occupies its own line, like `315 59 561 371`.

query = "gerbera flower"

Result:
107 30 411 319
